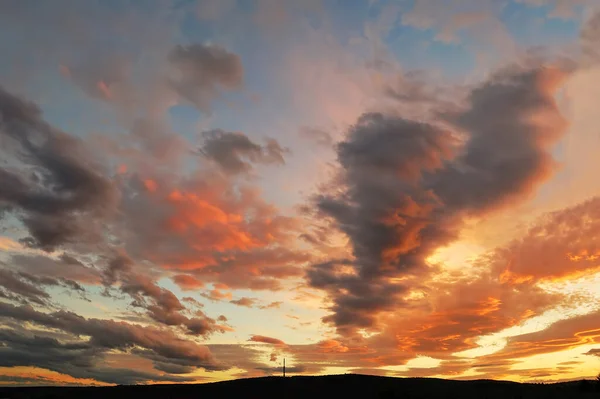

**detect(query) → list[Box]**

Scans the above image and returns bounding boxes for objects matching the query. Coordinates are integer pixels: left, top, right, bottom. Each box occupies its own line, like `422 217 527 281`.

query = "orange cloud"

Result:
172 274 205 290
317 339 350 353
491 197 600 283
486 310 600 361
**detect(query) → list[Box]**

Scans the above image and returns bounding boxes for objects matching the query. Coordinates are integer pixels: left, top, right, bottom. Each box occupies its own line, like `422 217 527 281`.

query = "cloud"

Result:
380 275 558 358
0 265 91 307
0 86 118 251
230 297 257 308
260 301 283 310
248 335 286 345
167 43 243 111
298 126 334 147
201 289 233 302
400 0 515 56
102 254 227 337
199 129 287 175
172 274 205 290
116 171 307 291
308 63 571 333
0 330 195 385
0 268 52 305
62 54 132 102
484 309 600 360
9 254 101 285
585 348 600 357
489 196 600 282
0 302 226 383
206 344 274 377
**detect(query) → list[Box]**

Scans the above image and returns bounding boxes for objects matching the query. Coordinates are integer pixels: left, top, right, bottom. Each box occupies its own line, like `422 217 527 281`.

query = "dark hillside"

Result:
1 374 599 399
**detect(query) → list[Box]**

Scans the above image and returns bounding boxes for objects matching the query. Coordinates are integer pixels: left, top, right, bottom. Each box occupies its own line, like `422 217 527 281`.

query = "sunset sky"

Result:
1 0 600 386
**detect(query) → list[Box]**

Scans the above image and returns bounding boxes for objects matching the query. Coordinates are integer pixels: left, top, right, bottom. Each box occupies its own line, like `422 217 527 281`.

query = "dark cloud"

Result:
0 86 117 251
9 254 101 285
433 66 568 211
230 297 257 308
308 64 570 333
102 255 226 337
199 129 287 174
8 269 87 300
0 268 52 305
585 348 600 357
0 302 224 374
0 328 196 384
167 43 243 111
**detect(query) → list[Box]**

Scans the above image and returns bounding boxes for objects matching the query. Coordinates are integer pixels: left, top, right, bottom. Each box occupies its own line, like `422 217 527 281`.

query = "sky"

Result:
1 0 600 387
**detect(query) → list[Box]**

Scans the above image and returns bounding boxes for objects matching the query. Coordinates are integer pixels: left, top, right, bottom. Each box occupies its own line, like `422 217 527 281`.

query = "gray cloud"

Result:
0 328 196 384
10 254 101 285
299 126 334 147
0 86 117 251
5 269 87 302
102 254 226 337
0 268 52 305
308 64 571 333
167 43 243 111
199 129 287 174
0 302 224 375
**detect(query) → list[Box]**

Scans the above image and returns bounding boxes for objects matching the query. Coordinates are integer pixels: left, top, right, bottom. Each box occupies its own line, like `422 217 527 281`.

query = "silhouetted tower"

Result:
283 358 286 377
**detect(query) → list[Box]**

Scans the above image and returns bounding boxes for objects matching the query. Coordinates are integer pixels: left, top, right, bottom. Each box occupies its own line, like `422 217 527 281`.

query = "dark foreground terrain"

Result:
1 374 599 399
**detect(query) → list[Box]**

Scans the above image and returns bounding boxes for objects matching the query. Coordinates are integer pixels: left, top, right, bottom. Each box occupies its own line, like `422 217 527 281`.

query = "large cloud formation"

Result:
309 64 571 334
0 86 118 250
0 30 303 382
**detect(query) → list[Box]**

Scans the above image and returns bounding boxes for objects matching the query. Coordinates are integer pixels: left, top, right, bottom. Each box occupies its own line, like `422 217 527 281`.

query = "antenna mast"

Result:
283 358 286 377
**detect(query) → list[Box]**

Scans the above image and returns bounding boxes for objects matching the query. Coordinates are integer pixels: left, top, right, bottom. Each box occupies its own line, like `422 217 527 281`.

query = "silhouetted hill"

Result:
1 374 599 399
